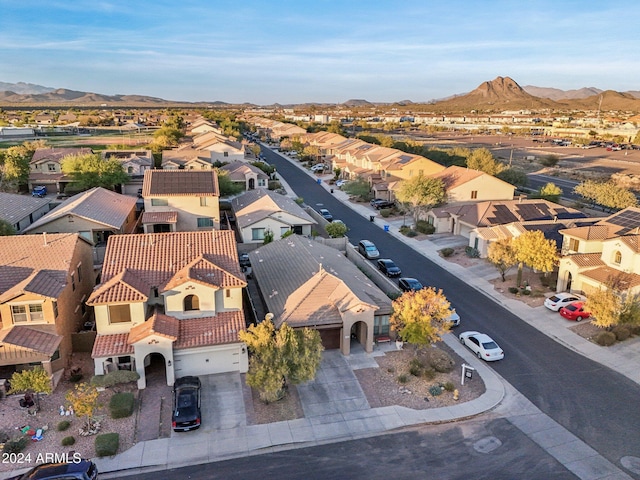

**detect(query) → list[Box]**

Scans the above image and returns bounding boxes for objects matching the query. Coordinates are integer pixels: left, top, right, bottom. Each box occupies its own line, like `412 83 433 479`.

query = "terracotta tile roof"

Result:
559 224 617 241
430 166 485 189
164 254 246 291
141 211 178 224
142 170 219 197
176 310 245 348
581 266 640 289
23 187 137 233
92 333 134 357
566 253 605 268
128 311 179 344
617 235 640 252
0 325 61 355
30 147 93 165
0 233 86 301
88 269 151 305
87 231 245 305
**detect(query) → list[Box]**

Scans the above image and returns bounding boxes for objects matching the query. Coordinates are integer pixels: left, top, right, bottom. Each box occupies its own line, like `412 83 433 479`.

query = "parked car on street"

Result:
7 460 98 480
172 376 202 432
377 258 402 277
398 277 423 292
559 301 591 321
447 309 461 327
459 331 504 361
358 239 379 259
319 208 333 222
544 292 586 312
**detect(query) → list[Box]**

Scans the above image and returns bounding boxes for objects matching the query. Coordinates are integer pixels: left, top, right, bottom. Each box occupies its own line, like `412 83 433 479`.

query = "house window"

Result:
614 250 622 265
51 349 60 361
108 304 131 323
11 304 44 323
252 228 265 241
197 217 214 228
225 289 231 298
569 238 580 251
223 152 229 157
200 197 210 207
77 263 82 282
471 190 478 199
127 166 134 174
374 314 390 336
52 301 58 319
184 294 200 311
151 198 168 206
70 272 76 291
280 227 290 237
47 163 56 172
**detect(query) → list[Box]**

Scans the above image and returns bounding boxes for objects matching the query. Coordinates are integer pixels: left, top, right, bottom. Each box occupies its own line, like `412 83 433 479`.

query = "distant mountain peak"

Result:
471 76 528 99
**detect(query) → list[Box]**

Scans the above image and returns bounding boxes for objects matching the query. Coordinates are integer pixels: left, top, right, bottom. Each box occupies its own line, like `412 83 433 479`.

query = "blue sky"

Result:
1 1 639 105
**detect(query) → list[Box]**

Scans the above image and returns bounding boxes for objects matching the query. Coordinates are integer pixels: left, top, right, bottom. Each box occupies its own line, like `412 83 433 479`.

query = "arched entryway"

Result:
143 352 167 386
248 178 255 189
350 321 369 353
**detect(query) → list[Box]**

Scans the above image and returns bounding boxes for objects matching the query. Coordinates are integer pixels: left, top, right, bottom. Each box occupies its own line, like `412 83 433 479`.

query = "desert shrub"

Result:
95 433 120 457
397 374 409 384
91 370 140 388
3 437 28 454
630 325 640 336
508 287 519 294
399 225 411 235
109 392 135 419
423 348 455 373
57 420 71 432
61 436 76 446
379 208 392 218
443 382 455 392
415 220 435 234
422 368 436 380
522 289 531 295
406 230 418 237
0 431 9 443
294 197 304 205
429 385 443 396
594 331 616 346
409 358 424 377
439 248 454 258
69 373 83 383
465 246 480 258
612 326 631 341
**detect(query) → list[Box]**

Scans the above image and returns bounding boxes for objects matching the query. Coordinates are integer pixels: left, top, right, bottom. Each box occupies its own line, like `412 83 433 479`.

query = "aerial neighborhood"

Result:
2 88 640 476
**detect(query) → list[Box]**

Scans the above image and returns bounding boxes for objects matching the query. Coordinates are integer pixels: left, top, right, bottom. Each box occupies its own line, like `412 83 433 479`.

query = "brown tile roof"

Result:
164 255 246 291
559 224 616 241
128 311 179 344
87 231 245 305
176 310 245 348
0 233 86 301
429 166 485 189
0 325 61 355
616 235 640 253
23 187 137 233
565 253 605 268
30 147 93 165
580 266 640 289
92 333 134 357
142 170 219 197
141 211 178 224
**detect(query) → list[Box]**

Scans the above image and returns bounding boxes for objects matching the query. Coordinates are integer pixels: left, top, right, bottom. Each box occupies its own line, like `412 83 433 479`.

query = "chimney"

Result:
553 215 558 223
43 232 48 246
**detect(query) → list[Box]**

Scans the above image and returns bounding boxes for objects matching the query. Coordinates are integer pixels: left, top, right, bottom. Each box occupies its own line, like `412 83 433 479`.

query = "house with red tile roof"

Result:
0 233 94 387
141 169 220 233
86 230 247 388
556 207 640 295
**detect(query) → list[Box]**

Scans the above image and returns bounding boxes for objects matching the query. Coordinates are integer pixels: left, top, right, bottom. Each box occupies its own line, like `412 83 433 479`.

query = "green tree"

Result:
325 221 348 238
466 148 505 176
395 174 446 225
574 180 637 211
239 318 323 403
487 238 518 282
215 169 243 196
65 382 101 433
497 168 528 187
390 287 452 347
9 367 52 410
342 177 371 200
61 153 129 191
263 229 274 245
512 230 558 288
0 143 37 191
539 155 560 167
251 161 275 176
538 182 563 202
250 144 261 158
0 219 17 236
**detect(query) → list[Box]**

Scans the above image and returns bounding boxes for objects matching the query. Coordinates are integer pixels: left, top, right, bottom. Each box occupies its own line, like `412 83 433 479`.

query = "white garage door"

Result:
174 347 240 377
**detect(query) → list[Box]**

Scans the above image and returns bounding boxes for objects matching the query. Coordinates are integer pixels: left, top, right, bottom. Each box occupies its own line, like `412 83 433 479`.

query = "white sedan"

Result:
459 331 504 361
544 292 586 312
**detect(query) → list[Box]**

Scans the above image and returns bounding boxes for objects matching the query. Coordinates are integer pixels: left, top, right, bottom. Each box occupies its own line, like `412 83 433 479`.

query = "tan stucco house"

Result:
87 230 248 389
141 169 221 233
28 147 93 194
0 233 94 385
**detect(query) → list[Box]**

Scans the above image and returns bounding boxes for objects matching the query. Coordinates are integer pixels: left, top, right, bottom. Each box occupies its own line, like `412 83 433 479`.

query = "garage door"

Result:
174 347 240 377
318 328 341 350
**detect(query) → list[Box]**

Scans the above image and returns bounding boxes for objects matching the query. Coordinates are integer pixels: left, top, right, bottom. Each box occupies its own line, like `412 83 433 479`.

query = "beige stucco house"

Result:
141 169 220 233
28 147 93 194
232 189 316 243
427 166 515 203
248 235 392 355
556 207 640 295
87 230 248 389
0 233 94 385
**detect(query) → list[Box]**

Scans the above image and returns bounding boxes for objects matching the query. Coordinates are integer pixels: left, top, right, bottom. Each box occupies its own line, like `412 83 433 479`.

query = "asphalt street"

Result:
262 146 640 478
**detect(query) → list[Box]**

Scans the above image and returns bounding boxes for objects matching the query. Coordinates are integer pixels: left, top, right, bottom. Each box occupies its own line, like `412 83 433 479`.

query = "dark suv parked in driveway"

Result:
172 376 202 432
370 198 395 210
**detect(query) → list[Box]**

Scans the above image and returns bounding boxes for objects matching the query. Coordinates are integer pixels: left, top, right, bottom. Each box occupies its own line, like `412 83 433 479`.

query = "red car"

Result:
559 301 591 321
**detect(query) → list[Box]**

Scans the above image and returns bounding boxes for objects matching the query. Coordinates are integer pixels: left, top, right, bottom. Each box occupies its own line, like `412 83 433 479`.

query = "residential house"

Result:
87 230 248 388
232 188 316 243
161 146 213 170
188 119 221 135
102 150 153 197
29 147 93 194
141 169 220 233
193 132 245 164
0 193 52 233
248 235 392 355
424 166 515 203
556 207 640 295
22 187 138 259
0 233 94 384
219 161 269 191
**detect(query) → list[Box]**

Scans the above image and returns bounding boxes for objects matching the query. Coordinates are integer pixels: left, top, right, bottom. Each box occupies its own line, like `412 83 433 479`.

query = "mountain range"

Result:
1 78 640 111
